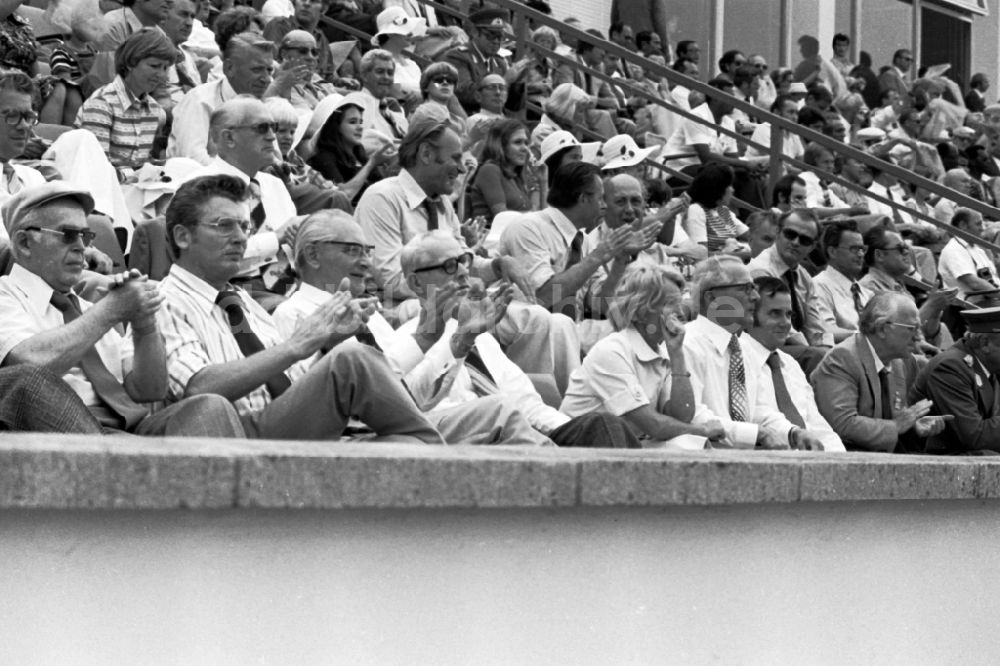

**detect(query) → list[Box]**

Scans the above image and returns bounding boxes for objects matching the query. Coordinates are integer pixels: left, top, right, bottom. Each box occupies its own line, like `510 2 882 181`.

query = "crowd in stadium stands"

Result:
3 0 1000 454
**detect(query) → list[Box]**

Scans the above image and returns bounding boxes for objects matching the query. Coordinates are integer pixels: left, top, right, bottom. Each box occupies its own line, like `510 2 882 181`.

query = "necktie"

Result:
465 348 498 397
49 291 147 429
248 179 265 231
766 351 805 428
879 367 894 420
175 59 197 91
565 230 584 271
3 162 22 195
784 269 803 331
851 282 864 314
423 197 439 231
728 333 748 422
554 231 585 319
379 98 405 139
215 288 291 398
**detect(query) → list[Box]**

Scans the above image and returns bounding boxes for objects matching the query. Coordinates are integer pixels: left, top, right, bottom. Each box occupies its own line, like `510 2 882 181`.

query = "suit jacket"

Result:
810 333 920 452
965 89 987 113
878 68 909 99
911 341 1000 454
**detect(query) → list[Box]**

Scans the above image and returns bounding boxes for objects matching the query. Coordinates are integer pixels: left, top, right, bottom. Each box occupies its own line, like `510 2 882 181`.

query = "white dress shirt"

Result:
166 78 238 165
939 236 1000 298
683 315 795 448
498 206 579 294
812 265 872 344
354 87 410 154
743 334 845 451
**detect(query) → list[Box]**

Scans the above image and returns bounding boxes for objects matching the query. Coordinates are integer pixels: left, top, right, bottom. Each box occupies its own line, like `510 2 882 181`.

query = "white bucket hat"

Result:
598 134 656 170
371 6 426 46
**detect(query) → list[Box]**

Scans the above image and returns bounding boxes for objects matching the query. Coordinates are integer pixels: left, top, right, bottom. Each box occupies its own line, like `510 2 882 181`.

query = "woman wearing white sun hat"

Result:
598 134 658 178
371 6 427 111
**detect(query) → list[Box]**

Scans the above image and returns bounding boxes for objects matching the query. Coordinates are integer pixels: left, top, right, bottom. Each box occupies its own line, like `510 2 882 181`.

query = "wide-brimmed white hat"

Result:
302 92 369 157
371 6 426 46
538 130 600 166
598 134 656 170
788 82 808 95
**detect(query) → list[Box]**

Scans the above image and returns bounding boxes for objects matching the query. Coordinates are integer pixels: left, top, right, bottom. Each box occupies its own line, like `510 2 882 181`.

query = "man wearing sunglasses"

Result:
443 8 526 114
0 182 247 437
748 210 828 364
188 97 299 307
270 30 336 111
158 174 443 443
264 0 335 81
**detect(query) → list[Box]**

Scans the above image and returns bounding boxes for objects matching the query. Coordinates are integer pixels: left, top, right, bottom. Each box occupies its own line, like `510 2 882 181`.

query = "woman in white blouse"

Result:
560 265 725 448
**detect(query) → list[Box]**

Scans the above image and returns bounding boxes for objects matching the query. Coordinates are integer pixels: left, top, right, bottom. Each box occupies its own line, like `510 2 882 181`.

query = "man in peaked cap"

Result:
442 7 527 114
0 181 246 437
912 307 1000 454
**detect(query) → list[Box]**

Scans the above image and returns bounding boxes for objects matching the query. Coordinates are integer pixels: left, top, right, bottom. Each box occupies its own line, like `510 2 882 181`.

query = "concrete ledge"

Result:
2 434 1000 509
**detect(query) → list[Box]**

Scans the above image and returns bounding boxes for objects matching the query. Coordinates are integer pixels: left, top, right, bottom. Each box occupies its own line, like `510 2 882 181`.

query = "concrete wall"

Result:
970 0 1000 94
6 501 1000 665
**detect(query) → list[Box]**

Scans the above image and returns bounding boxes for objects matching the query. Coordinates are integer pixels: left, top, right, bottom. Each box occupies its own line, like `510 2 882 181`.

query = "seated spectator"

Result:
683 163 750 257
0 181 245 436
746 209 778 258
269 30 336 112
466 73 509 146
75 28 174 177
684 255 824 450
442 7 526 115
168 32 275 164
554 28 619 116
938 208 999 299
263 0 335 81
157 173 442 442
409 61 468 140
368 6 425 111
745 276 844 450
797 143 871 220
913 306 1000 454
351 48 409 153
304 94 394 204
469 118 538 222
811 292 949 452
160 0 204 107
520 26 558 115
200 6 266 83
99 0 171 52
530 82 607 154
561 264 722 449
812 219 872 343
745 94 805 165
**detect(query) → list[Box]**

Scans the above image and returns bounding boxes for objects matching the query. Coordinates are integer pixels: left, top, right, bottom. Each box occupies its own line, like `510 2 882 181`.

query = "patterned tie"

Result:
423 197 439 231
851 282 864 314
784 269 803 331
49 291 148 429
215 288 291 398
728 333 748 422
766 351 805 428
879 367 894 420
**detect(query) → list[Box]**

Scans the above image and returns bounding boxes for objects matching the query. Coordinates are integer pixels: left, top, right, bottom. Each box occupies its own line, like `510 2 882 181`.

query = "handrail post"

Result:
767 127 784 208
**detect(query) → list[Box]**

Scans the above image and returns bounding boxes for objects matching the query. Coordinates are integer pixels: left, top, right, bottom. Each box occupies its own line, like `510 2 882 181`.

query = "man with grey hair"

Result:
0 182 246 436
187 96 299 307
811 292 949 452
168 32 277 164
913 306 1000 454
354 48 409 153
683 255 823 450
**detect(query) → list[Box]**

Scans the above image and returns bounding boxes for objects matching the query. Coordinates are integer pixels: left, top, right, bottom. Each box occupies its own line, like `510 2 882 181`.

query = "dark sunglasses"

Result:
24 226 96 246
228 122 278 136
431 76 456 85
781 227 816 247
413 252 474 274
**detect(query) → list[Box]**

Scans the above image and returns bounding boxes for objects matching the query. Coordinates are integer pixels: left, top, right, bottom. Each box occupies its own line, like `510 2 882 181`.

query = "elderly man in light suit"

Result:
810 292 949 452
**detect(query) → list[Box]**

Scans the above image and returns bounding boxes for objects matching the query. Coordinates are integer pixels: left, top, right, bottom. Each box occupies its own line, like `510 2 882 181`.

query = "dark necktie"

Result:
379 98 405 139
554 231 584 319
423 197 440 231
728 333 748 422
767 351 805 428
3 161 22 195
464 347 498 397
175 59 198 90
879 367 894 420
784 269 804 331
249 178 265 231
215 288 291 398
851 282 864 314
49 291 147 429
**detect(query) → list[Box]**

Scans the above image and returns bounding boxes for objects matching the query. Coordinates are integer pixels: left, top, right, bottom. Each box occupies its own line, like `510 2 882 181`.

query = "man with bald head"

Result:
271 29 336 111
264 0 334 80
812 292 949 452
188 96 299 306
933 168 975 224
168 33 276 164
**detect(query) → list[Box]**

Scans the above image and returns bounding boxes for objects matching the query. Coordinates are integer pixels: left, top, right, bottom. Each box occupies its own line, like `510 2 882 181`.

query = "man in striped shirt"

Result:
157 173 444 442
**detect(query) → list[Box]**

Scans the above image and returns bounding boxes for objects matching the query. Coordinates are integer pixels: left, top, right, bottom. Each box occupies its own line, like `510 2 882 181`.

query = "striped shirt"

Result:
75 75 165 171
159 264 306 416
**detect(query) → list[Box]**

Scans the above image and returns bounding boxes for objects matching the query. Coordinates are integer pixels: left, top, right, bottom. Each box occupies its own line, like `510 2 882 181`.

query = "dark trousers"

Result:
549 412 641 448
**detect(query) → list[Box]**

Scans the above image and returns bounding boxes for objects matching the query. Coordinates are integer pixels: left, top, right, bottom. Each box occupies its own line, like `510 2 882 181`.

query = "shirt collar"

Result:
866 266 904 291
624 326 669 363
694 314 738 355
206 156 253 183
742 333 773 367
823 264 853 288
765 244 793 275
398 168 431 211
865 335 886 373
546 207 580 246
169 264 233 316
292 281 332 307
7 263 56 314
219 77 237 104
112 74 151 110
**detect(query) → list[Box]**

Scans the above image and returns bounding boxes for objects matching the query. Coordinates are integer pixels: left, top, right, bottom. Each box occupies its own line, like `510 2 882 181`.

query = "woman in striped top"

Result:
682 163 751 259
74 28 174 180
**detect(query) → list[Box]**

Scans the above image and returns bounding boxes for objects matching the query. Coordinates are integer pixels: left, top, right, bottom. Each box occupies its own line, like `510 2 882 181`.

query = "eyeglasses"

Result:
317 240 374 258
431 76 456 86
479 83 508 93
781 227 816 247
707 281 757 295
24 226 96 246
285 46 319 57
199 217 251 235
880 244 910 255
227 122 278 136
886 321 920 336
413 252 474 274
0 109 37 127
838 244 867 254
